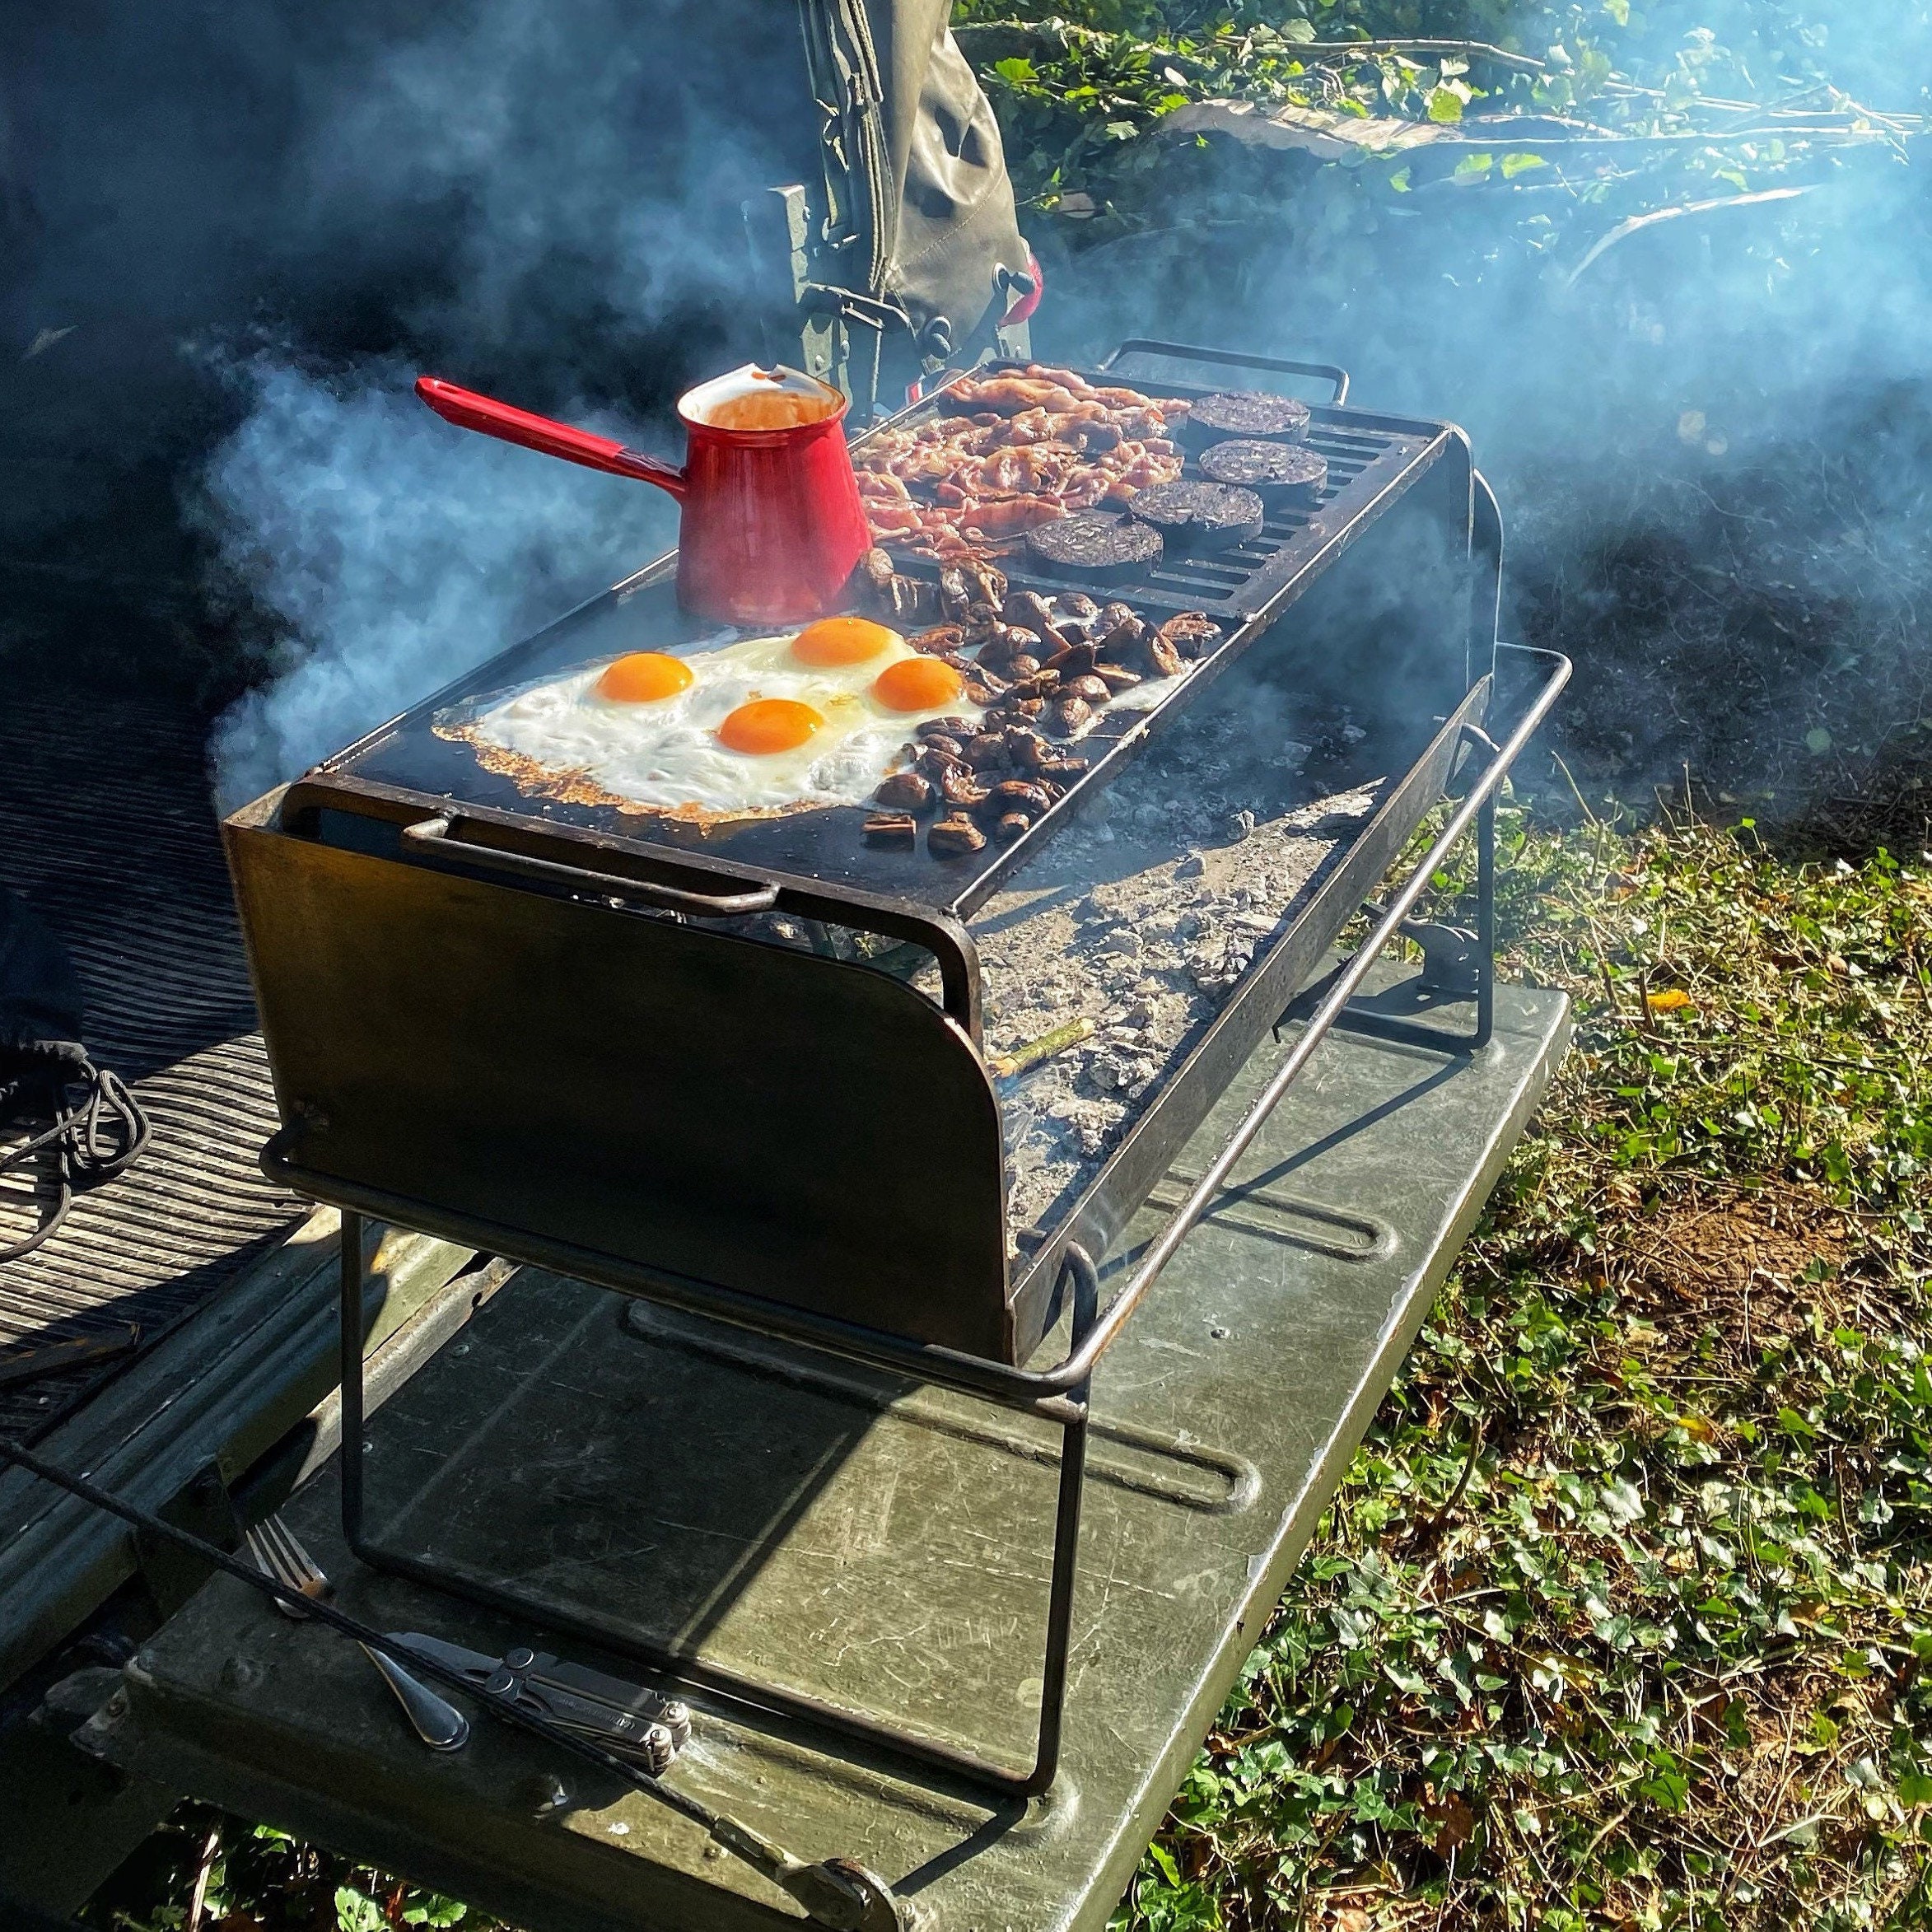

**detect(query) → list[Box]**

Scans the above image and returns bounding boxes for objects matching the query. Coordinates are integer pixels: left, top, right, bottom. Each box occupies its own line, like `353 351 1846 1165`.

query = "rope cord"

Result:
0 1047 152 1262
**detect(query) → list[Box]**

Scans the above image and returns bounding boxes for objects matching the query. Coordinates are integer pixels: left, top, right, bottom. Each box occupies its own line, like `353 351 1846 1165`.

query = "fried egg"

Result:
464 618 982 818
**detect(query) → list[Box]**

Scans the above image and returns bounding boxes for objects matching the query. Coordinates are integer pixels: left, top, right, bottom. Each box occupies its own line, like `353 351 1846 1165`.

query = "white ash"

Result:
956 697 1388 1246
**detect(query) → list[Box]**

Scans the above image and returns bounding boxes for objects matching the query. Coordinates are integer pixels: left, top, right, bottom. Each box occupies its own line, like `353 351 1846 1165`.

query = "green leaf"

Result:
1454 153 1494 180
1281 19 1315 42
1426 86 1465 124
1603 0 1631 24
1899 1771 1932 1807
1501 152 1548 180
993 56 1036 84
336 1888 387 1932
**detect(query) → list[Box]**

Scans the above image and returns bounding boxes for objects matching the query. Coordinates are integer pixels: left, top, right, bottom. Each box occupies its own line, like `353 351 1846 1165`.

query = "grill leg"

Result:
338 1211 366 1550
330 1239 1099 1799
1473 788 1496 1051
1027 1245 1099 1794
1027 1400 1089 1794
1333 723 1501 1057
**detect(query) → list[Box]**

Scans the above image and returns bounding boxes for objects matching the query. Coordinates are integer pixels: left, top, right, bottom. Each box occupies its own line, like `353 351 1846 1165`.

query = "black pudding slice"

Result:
1126 479 1265 553
1184 390 1312 446
1025 512 1164 582
1197 437 1329 505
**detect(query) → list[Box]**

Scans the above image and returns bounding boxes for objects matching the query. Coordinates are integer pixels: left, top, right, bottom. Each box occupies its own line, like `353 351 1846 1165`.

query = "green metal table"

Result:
87 965 1569 1932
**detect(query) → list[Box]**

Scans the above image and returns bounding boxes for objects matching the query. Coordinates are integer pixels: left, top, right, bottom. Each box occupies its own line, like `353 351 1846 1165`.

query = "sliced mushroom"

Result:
917 743 966 782
1146 630 1187 679
927 814 987 858
1093 662 1141 693
994 812 1032 843
963 560 1009 610
1156 612 1225 660
1043 696 1091 739
1003 727 1052 768
862 812 918 847
874 770 936 812
1066 674 1113 707
1062 593 1100 618
939 765 991 810
937 566 973 620
1094 611 1150 663
911 624 966 656
1001 590 1057 636
991 779 1053 819
964 733 1011 769
1042 641 1099 679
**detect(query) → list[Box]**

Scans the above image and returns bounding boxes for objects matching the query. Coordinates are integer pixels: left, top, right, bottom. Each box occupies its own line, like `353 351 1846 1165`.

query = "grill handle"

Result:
1098 339 1351 406
400 815 780 918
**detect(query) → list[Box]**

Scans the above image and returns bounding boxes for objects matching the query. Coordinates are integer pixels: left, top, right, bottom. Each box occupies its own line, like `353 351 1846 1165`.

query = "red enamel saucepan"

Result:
415 364 873 627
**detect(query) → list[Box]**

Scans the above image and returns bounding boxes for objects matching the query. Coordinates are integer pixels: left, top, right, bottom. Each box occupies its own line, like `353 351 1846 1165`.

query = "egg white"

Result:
467 628 983 817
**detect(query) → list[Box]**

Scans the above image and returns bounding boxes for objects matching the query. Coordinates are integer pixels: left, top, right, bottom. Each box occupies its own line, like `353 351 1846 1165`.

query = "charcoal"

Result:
1197 438 1328 505
1127 480 1264 553
1025 512 1164 583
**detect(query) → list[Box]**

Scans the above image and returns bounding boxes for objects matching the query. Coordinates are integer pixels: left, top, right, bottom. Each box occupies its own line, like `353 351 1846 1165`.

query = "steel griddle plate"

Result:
320 369 1461 921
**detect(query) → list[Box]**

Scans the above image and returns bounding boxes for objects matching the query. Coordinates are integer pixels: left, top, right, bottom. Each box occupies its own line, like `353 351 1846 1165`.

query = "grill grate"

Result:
315 376 1466 920
914 399 1438 620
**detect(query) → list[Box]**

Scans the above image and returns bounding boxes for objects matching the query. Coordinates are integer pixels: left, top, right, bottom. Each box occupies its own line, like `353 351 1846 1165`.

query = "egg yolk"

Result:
791 617 899 666
596 652 694 703
717 698 825 755
871 656 965 713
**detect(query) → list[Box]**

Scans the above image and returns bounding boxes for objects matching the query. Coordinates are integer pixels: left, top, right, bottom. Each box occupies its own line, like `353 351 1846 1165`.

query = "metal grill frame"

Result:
316 640 1567 1800
230 339 1570 1795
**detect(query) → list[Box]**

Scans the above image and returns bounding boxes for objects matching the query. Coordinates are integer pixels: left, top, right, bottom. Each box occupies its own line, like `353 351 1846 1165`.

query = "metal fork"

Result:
244 1514 470 1752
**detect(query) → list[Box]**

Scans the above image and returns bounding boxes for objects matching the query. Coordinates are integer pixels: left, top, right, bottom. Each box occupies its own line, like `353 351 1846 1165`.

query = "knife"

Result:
391 1632 691 1775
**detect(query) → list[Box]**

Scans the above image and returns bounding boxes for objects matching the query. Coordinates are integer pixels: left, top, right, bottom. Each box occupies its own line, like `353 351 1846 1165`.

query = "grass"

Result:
1116 791 1932 1931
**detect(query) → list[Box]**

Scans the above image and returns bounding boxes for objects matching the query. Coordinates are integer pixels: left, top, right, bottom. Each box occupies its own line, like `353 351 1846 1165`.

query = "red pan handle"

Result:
414 376 687 501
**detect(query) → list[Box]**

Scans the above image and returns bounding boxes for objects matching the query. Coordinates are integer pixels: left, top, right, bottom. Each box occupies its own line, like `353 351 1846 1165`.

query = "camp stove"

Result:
219 342 1570 1802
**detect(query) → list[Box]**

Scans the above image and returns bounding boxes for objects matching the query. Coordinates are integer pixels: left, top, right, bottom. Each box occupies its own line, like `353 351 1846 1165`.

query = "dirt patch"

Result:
1601 1181 1859 1353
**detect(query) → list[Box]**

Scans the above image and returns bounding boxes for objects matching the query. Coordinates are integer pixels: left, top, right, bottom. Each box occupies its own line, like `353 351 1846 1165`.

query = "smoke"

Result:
181 0 825 806
1024 1 1932 819
12 0 1930 823
199 357 673 810
6 0 815 798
